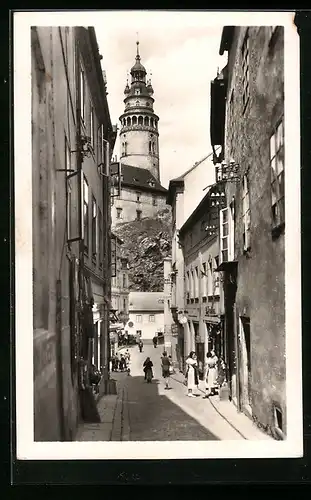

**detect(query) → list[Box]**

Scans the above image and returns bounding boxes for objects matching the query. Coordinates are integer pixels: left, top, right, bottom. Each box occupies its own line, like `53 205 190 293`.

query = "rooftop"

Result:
128 291 165 312
111 162 167 194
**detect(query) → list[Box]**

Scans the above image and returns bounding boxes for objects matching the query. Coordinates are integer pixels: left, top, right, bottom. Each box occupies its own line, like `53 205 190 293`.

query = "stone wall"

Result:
225 26 285 436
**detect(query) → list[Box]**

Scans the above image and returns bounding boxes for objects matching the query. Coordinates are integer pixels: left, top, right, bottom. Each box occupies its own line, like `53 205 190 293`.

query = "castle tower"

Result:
119 41 160 181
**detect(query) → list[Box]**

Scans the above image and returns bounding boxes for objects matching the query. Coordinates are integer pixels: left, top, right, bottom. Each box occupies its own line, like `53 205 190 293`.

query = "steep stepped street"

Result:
76 345 273 441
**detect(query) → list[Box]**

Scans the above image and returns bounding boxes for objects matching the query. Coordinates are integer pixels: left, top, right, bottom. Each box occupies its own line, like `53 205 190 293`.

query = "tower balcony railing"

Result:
120 124 159 134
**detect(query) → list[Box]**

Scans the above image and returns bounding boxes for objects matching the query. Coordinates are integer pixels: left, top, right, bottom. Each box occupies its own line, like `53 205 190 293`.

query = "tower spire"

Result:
136 32 140 59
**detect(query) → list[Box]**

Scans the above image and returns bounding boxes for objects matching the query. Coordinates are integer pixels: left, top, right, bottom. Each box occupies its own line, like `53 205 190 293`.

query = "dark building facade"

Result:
31 26 116 441
210 26 285 438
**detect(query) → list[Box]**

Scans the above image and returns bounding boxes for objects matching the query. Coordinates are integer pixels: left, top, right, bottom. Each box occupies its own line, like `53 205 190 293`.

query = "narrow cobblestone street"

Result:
76 345 273 441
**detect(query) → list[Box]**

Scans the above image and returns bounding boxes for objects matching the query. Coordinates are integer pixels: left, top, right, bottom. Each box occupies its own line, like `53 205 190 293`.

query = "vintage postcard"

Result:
14 10 302 460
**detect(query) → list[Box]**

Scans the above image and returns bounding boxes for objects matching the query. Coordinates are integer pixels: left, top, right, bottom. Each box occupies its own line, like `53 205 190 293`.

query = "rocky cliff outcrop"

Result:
113 207 172 292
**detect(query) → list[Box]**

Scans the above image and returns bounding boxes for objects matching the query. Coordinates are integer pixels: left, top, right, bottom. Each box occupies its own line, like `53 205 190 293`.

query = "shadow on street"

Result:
114 372 219 441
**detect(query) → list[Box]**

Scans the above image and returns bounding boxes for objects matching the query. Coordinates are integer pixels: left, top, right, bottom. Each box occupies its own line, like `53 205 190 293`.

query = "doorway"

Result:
239 316 252 414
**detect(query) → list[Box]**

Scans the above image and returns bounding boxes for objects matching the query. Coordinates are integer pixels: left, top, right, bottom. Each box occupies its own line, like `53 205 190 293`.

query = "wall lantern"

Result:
215 159 240 183
205 224 217 236
210 191 226 208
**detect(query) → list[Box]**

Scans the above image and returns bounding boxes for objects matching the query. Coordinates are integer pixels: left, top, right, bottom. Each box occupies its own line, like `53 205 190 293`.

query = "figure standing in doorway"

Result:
152 335 158 348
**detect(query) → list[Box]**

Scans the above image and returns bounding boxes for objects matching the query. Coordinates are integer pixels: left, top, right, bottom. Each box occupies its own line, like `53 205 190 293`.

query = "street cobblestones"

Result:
76 345 273 442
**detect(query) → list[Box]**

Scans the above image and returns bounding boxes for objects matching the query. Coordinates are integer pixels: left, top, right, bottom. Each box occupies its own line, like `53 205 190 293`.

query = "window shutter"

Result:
219 208 224 260
220 208 229 263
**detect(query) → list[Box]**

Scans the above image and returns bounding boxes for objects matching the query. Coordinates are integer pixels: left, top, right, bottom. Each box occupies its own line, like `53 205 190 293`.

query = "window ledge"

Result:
271 222 285 240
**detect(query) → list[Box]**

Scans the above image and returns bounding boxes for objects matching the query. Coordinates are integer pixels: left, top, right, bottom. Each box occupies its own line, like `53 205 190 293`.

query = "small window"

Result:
97 126 103 163
83 176 89 253
98 208 103 269
116 208 123 219
91 197 97 261
90 105 95 148
136 315 142 323
122 273 126 288
149 315 155 322
270 119 285 233
242 176 251 251
194 266 199 299
80 66 86 121
136 192 141 202
136 210 142 221
152 195 157 206
241 29 250 112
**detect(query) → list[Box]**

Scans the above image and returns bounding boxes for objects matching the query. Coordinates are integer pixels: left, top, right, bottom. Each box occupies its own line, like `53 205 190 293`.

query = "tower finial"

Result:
136 32 140 57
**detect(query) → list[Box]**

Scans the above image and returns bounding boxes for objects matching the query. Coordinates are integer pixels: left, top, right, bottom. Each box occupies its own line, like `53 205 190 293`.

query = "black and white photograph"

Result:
14 10 302 460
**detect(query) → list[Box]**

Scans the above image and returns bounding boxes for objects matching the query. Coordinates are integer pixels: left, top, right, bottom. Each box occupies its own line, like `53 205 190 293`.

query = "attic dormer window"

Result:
133 177 138 182
148 179 155 187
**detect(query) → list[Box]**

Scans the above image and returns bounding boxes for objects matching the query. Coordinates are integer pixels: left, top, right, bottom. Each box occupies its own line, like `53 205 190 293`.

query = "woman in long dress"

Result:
185 352 199 397
203 350 218 398
143 357 153 383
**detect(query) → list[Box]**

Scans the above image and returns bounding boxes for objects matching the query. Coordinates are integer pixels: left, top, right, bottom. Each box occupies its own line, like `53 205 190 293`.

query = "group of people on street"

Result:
185 350 219 398
142 351 174 387
113 344 220 396
111 349 131 375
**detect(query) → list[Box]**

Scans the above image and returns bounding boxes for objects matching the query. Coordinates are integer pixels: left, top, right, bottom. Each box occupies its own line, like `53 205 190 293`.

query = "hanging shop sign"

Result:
178 315 188 325
205 306 217 316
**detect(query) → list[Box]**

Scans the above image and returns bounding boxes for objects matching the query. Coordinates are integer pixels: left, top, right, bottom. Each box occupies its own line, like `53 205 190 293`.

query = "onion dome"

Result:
130 41 147 81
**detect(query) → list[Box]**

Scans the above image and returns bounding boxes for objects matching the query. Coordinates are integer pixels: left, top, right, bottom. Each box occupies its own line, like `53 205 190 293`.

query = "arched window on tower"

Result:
144 116 149 126
155 120 158 130
127 117 131 126
150 118 154 128
149 141 152 153
124 142 127 155
123 118 126 126
132 116 137 125
138 116 143 126
152 142 155 154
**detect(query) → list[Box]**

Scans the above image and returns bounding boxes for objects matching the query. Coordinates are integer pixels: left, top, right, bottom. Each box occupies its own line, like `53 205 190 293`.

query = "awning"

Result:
215 260 238 272
204 316 221 324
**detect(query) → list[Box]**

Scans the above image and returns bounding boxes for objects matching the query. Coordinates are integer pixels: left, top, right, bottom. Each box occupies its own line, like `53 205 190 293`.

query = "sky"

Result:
94 12 227 188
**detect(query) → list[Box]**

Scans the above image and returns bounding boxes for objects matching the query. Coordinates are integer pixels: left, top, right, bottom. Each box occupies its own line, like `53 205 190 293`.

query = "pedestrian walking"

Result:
203 350 219 398
143 357 153 383
138 339 143 353
115 354 120 371
152 335 158 348
111 355 116 371
120 355 126 371
185 351 199 397
125 356 131 376
161 351 171 389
